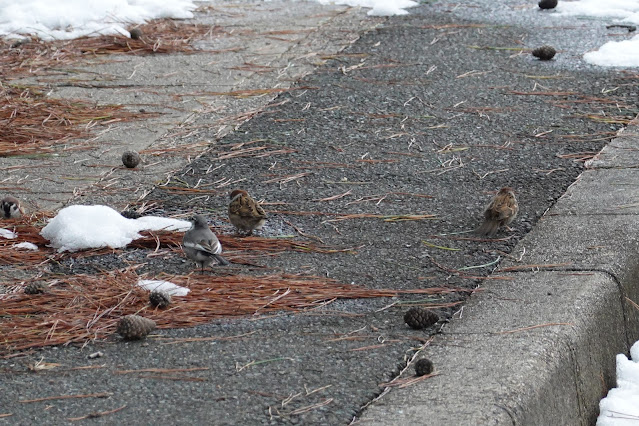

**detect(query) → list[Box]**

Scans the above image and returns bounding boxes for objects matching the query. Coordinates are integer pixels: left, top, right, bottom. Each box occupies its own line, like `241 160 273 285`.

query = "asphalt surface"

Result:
2 1 639 424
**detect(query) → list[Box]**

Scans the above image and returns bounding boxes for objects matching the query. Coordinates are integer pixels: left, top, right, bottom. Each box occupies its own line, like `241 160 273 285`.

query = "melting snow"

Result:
40 205 190 252
137 279 190 296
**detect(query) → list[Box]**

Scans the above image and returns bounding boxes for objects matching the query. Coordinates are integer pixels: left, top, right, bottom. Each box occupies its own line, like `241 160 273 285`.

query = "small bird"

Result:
228 189 267 235
182 214 229 272
476 187 519 237
1 196 24 219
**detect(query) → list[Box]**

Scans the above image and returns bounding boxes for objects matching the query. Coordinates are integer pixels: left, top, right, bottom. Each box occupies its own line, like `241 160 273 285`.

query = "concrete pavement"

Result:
1 1 639 425
4 0 376 212
360 118 639 425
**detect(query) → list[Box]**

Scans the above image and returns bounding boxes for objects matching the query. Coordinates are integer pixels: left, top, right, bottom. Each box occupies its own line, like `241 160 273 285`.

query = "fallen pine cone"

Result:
532 45 556 61
120 209 142 219
538 0 558 9
117 314 156 340
24 282 46 295
121 151 141 168
149 290 171 309
415 358 434 376
404 307 439 330
129 28 143 40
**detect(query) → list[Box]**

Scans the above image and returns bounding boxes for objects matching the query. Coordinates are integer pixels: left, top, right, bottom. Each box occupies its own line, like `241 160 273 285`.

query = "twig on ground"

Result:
67 405 127 421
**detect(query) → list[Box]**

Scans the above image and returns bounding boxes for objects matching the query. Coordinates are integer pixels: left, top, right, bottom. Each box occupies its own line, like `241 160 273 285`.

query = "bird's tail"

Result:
476 220 499 237
214 254 230 266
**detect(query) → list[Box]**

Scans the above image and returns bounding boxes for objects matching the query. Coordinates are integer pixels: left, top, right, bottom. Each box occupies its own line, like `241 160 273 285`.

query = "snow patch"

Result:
0 228 17 239
555 0 639 67
0 0 197 41
584 37 639 67
137 279 190 296
597 341 639 425
40 205 190 252
135 215 192 232
13 242 39 251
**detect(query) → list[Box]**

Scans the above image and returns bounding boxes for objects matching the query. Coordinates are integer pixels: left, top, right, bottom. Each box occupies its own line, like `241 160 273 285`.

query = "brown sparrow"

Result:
476 187 518 237
228 189 266 235
183 214 229 272
1 196 24 219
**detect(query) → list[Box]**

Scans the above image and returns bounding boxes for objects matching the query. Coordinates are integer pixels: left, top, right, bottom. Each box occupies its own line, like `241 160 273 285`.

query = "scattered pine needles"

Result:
1 19 222 79
0 86 149 156
0 214 352 267
0 268 454 356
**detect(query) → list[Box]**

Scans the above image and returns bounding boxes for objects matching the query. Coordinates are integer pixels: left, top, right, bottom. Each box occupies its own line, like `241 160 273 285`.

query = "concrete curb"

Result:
358 118 639 425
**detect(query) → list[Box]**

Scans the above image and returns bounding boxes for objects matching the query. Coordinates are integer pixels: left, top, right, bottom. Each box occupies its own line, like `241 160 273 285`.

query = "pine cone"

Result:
24 282 46 295
121 151 141 168
129 28 143 40
532 45 556 61
117 314 156 340
415 358 434 376
404 307 439 330
149 290 171 308
538 0 557 9
120 209 142 219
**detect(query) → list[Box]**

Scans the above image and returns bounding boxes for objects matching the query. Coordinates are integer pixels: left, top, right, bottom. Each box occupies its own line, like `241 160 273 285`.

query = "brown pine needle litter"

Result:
0 86 150 157
0 268 457 356
0 213 461 356
1 19 223 79
0 213 354 267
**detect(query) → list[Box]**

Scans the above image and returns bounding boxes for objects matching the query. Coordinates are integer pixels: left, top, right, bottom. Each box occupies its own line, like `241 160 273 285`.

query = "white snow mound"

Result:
0 228 17 239
135 215 192 232
584 37 639 67
0 0 197 41
40 205 191 252
554 0 639 67
137 279 190 296
597 344 639 425
13 242 39 251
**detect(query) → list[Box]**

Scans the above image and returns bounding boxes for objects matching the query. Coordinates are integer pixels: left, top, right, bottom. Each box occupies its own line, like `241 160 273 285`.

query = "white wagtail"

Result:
183 214 229 272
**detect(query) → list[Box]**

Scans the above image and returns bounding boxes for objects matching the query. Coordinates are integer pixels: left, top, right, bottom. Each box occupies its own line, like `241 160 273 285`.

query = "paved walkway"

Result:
6 1 374 212
1 1 638 425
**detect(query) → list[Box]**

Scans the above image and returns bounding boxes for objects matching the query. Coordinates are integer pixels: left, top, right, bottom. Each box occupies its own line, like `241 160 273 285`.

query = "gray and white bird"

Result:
182 214 229 272
1 196 24 219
